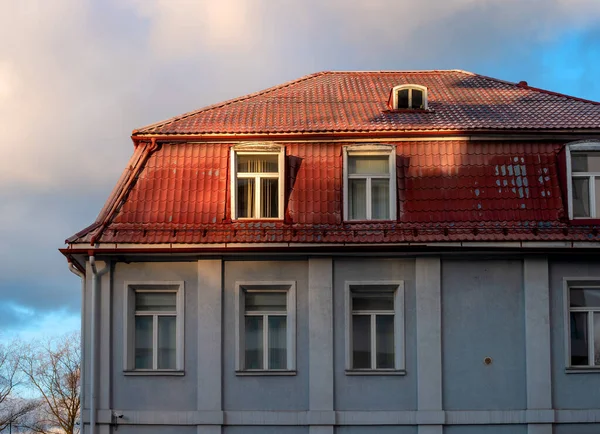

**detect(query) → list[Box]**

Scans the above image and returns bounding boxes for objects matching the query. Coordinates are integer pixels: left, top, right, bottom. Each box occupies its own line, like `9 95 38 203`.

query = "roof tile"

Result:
68 140 600 245
133 71 600 136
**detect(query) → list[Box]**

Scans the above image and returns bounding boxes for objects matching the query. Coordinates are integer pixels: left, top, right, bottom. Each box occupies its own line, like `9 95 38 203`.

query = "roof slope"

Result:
68 140 600 245
133 70 600 135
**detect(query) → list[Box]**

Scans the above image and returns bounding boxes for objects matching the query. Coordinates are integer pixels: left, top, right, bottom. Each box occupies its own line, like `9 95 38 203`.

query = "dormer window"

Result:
391 84 428 110
566 142 600 219
231 144 285 220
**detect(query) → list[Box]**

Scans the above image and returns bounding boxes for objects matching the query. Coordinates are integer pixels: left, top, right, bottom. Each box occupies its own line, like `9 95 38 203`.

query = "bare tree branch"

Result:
0 340 38 432
19 333 80 434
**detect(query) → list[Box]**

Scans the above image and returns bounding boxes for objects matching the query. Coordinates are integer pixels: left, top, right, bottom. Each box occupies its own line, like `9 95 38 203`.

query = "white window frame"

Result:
392 84 428 110
343 145 397 221
123 281 185 373
234 281 296 374
344 281 405 374
564 278 600 370
566 141 600 219
230 144 285 220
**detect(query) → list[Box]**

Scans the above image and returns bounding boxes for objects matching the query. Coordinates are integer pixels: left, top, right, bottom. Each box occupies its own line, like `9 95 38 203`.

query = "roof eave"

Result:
129 129 600 143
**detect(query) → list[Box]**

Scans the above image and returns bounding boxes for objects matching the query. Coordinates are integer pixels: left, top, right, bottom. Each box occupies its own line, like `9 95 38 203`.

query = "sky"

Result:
1 0 600 340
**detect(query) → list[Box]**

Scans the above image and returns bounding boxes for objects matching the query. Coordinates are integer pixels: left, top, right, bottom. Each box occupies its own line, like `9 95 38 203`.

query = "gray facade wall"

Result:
80 254 600 434
111 261 199 411
333 258 417 411
550 259 600 409
442 259 526 410
223 260 309 410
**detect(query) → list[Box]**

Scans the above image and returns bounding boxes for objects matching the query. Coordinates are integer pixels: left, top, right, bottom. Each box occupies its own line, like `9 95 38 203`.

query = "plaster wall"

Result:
224 427 307 434
333 258 417 410
336 427 417 434
441 258 526 410
110 261 199 411
112 427 196 434
444 426 526 434
79 253 600 433
549 259 600 409
222 260 309 410
553 424 600 434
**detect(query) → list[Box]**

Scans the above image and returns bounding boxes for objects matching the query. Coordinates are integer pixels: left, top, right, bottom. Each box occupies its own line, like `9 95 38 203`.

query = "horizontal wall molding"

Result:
89 409 600 426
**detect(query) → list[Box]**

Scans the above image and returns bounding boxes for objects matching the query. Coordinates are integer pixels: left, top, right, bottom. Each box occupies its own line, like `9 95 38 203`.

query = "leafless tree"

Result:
0 341 38 432
19 334 80 434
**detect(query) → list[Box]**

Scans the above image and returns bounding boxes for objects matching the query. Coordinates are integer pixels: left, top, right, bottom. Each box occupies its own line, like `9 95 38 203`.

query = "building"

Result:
61 70 600 434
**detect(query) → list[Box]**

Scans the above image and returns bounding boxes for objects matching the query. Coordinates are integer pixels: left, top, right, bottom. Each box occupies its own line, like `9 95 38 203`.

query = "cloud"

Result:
122 0 259 58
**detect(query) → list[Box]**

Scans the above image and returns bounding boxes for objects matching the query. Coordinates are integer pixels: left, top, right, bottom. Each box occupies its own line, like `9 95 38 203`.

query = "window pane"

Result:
244 316 263 369
397 89 409 109
352 315 371 369
245 292 287 312
595 313 600 366
237 178 255 218
261 178 279 218
238 155 278 173
376 315 395 369
572 153 588 172
412 89 423 109
572 152 600 173
349 179 367 220
135 316 153 369
157 316 176 369
268 316 287 369
572 177 590 217
570 288 600 308
571 312 589 366
371 178 390 219
348 156 389 174
135 292 176 312
352 292 394 311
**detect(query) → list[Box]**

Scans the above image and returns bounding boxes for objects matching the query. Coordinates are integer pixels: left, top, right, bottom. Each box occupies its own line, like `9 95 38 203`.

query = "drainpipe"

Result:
89 255 109 434
67 259 86 429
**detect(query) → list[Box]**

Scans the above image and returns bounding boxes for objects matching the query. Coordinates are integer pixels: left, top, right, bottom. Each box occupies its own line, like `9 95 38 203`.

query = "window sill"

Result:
235 370 297 376
383 108 433 114
345 369 406 376
233 218 283 222
568 218 600 226
565 367 600 374
344 219 396 224
123 370 185 376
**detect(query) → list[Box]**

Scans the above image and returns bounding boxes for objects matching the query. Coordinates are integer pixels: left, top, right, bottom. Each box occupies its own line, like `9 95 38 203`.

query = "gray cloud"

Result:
0 0 599 334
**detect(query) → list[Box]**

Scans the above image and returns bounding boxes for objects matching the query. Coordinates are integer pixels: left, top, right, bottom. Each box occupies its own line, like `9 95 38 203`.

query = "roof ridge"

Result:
472 72 600 106
132 71 331 135
317 69 474 74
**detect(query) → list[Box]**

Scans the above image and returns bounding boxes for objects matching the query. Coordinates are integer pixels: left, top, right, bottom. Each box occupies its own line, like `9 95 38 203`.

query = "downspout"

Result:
89 255 109 434
67 259 86 429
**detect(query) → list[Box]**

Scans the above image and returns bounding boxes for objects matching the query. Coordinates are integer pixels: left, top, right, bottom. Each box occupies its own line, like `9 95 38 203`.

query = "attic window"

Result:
567 142 600 219
391 85 428 110
230 145 285 220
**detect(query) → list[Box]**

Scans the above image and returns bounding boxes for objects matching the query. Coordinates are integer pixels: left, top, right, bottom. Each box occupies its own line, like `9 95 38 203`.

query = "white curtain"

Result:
268 316 287 369
371 179 389 219
158 316 177 369
350 179 366 219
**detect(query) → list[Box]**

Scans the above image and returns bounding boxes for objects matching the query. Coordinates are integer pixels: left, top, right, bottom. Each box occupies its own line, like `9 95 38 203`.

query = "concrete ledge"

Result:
336 411 417 425
555 409 600 423
90 409 600 426
416 411 445 425
224 411 308 425
446 411 526 424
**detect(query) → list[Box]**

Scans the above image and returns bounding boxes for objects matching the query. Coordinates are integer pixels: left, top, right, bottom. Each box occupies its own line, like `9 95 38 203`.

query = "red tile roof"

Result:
132 71 600 136
67 140 600 245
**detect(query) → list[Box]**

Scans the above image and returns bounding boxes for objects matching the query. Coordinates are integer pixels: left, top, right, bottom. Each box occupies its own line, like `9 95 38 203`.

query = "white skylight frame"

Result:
391 84 428 110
